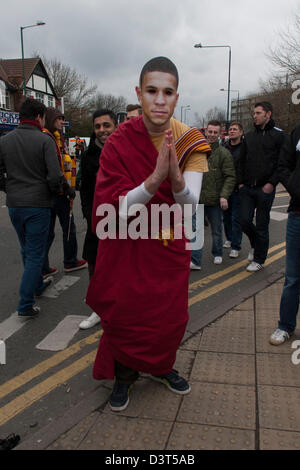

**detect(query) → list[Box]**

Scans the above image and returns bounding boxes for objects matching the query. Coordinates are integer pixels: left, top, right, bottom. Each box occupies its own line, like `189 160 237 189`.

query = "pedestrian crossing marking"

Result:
0 311 29 341
36 315 88 351
0 276 82 341
41 275 80 298
270 211 288 221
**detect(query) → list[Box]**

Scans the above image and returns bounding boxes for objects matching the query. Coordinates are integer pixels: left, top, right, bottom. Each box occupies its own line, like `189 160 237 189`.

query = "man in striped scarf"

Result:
42 107 87 276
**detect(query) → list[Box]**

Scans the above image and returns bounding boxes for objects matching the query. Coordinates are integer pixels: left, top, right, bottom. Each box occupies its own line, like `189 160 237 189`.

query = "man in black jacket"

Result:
270 123 300 345
223 121 244 258
79 109 117 329
237 101 286 272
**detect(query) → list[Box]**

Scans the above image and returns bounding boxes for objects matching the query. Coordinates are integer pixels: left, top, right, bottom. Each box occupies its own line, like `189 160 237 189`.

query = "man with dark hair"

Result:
42 108 87 275
190 120 235 269
222 121 244 258
86 56 210 411
237 101 286 272
0 98 63 317
139 56 179 88
79 109 117 329
270 123 300 345
126 104 142 119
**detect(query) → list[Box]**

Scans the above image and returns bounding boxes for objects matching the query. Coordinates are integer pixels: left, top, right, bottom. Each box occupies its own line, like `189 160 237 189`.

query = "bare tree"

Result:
41 56 97 109
205 106 226 124
91 93 127 114
193 112 206 129
266 12 300 75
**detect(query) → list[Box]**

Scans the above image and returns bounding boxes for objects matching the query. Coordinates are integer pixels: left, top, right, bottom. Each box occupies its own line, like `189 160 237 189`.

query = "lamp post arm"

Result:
227 47 232 123
20 27 26 96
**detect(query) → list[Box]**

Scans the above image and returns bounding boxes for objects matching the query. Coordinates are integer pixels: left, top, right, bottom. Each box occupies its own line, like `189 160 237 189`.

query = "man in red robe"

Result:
86 57 210 411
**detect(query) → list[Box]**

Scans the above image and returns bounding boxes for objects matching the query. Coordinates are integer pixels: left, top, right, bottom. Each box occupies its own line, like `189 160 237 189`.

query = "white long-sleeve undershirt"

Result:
119 171 203 219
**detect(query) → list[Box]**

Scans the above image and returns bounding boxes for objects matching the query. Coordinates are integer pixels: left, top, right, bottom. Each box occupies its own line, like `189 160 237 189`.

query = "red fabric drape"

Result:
86 116 190 380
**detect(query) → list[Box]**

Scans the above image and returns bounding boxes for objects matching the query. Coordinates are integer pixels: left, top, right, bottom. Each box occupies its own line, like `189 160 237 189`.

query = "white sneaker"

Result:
214 256 223 264
246 261 264 272
79 312 100 329
190 261 201 270
223 240 231 248
248 248 254 261
229 249 239 258
269 328 290 345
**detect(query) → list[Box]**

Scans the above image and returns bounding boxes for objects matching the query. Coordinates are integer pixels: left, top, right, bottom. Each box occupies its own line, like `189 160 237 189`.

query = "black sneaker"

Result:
0 433 20 450
35 276 54 297
18 305 40 318
151 369 191 395
109 382 133 411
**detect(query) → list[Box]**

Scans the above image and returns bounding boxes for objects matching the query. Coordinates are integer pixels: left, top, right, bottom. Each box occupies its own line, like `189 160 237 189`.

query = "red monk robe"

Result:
86 115 209 380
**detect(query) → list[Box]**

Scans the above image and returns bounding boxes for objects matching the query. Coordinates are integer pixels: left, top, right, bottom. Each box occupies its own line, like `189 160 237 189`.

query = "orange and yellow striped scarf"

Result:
175 127 211 170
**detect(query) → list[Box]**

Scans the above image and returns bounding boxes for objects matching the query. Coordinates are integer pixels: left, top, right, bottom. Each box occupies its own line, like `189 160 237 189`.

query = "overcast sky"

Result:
2 0 299 124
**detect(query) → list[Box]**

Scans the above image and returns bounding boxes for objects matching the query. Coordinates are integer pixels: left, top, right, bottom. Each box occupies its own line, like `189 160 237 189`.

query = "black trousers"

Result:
239 185 275 264
115 361 140 385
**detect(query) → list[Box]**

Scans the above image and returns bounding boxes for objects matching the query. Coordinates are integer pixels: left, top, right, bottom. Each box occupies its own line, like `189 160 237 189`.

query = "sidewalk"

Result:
16 276 300 451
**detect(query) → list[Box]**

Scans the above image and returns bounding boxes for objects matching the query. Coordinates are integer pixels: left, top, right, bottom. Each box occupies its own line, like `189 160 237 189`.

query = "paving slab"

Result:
260 428 300 450
258 385 300 432
179 331 202 351
255 285 284 311
177 382 256 430
47 411 100 450
167 422 255 450
233 297 254 311
49 412 173 451
199 310 255 354
172 349 195 379
257 353 300 386
191 351 255 386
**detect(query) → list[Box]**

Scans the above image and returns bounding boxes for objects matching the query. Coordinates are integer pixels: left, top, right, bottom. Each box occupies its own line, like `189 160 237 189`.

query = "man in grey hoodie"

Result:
0 98 63 317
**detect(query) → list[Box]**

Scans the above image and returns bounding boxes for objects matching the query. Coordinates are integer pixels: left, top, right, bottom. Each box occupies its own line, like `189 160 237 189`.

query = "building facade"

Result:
0 58 59 135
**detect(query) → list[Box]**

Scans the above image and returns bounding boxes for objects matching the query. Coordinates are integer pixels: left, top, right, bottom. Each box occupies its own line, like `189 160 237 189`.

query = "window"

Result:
35 92 44 104
33 74 46 92
25 89 34 99
0 81 10 110
48 96 54 107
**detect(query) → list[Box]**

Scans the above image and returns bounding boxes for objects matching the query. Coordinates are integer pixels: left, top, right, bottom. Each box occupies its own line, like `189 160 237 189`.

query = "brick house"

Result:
0 57 59 134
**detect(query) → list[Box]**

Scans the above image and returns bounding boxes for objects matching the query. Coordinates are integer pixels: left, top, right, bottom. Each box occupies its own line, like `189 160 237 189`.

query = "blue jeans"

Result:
191 205 223 267
278 212 300 334
223 190 243 250
43 195 78 271
239 185 275 264
9 207 51 313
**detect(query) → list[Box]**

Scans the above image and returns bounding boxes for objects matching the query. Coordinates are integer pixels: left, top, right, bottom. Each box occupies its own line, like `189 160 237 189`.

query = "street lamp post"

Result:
20 21 46 96
180 104 190 122
194 43 232 125
184 106 191 124
220 88 240 120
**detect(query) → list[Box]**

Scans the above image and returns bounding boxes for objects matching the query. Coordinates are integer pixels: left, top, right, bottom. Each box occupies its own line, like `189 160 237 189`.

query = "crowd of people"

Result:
0 56 299 412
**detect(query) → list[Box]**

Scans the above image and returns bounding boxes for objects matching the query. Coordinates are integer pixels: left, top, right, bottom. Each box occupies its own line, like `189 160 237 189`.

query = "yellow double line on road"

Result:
0 242 286 426
188 241 286 306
